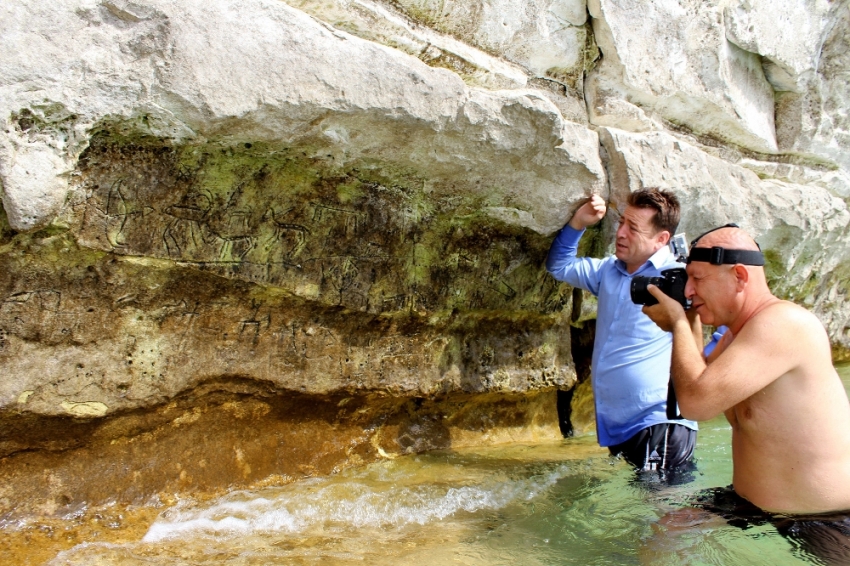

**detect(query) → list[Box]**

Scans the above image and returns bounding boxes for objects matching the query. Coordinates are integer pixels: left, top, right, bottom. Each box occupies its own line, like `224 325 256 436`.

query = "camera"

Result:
630 267 691 309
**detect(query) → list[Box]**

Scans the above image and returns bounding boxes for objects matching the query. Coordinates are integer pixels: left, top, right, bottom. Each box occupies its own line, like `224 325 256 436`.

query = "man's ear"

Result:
656 230 671 246
733 264 749 290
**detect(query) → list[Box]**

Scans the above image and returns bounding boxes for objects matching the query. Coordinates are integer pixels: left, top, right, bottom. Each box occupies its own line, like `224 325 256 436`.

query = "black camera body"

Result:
630 267 690 309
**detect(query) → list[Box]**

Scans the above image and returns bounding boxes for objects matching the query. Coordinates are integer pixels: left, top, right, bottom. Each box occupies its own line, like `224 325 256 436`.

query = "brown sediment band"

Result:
0 382 559 521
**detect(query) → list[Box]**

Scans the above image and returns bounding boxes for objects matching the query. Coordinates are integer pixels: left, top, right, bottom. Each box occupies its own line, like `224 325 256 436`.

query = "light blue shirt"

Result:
704 326 728 357
546 225 697 446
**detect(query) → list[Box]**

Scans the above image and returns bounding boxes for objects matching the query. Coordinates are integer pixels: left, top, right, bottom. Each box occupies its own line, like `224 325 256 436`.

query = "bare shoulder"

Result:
754 300 824 329
739 300 829 351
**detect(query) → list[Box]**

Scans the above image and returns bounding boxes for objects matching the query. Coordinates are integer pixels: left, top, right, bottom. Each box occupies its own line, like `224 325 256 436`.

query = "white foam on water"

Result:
142 462 571 543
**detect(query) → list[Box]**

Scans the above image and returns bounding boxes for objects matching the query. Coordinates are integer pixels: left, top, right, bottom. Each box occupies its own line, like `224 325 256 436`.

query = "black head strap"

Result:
687 247 765 266
687 223 765 266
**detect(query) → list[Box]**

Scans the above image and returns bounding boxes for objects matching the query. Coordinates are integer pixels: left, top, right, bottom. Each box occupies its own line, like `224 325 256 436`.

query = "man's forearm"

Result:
545 225 606 295
670 317 709 419
545 225 583 276
687 311 704 359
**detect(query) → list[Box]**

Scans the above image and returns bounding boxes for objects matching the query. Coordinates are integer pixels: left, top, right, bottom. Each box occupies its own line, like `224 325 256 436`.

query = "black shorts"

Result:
608 422 697 472
693 486 850 565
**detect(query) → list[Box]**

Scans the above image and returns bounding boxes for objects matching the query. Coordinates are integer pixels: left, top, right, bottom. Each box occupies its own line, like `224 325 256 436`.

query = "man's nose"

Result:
685 277 695 299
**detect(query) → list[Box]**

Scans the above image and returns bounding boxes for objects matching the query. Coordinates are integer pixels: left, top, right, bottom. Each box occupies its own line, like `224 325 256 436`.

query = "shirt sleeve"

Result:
702 325 728 357
545 225 605 296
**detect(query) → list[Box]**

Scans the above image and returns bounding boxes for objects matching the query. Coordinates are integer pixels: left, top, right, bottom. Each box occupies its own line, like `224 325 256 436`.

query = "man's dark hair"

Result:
626 187 680 234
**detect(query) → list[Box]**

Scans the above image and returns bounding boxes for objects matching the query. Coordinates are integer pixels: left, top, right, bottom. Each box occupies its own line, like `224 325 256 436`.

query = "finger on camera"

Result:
646 284 665 299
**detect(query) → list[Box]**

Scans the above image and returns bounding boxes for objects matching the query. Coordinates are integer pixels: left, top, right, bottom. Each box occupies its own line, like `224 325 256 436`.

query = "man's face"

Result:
615 206 668 272
684 261 736 326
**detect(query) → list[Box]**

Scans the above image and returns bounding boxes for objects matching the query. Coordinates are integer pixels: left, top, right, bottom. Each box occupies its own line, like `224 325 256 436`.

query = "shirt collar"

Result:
615 245 674 275
647 244 674 269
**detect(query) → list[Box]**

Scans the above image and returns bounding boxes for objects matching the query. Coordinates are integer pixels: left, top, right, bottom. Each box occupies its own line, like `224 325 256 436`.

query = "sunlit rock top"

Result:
0 0 606 234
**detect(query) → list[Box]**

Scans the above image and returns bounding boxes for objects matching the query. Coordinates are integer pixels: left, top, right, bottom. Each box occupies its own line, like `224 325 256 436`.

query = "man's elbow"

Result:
545 258 569 281
678 399 722 422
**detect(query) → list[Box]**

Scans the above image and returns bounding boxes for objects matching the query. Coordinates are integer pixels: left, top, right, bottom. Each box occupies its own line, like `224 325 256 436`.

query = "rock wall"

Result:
1 0 849 516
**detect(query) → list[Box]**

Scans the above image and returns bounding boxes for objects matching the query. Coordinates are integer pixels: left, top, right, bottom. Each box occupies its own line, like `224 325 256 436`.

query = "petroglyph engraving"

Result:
75 140 565 315
106 179 132 248
261 208 310 270
311 202 363 237
239 300 271 342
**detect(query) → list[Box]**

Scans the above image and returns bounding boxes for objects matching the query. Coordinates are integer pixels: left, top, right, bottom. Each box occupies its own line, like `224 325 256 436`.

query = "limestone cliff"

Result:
1 0 849 517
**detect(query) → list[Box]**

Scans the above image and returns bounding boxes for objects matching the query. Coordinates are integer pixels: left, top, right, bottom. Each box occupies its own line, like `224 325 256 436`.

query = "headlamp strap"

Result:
687 246 765 266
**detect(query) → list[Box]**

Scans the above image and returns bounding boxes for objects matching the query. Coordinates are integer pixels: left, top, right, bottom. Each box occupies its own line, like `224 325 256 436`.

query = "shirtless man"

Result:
642 225 850 515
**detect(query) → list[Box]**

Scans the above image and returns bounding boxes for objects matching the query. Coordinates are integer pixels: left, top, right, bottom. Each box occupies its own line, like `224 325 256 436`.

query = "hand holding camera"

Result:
630 267 690 309
630 231 691 309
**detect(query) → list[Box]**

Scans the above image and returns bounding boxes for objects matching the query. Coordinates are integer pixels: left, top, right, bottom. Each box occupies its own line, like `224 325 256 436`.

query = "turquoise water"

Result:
47 366 850 565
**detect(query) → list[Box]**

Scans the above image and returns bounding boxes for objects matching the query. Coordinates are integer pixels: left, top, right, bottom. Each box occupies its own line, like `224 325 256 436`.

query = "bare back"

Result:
719 301 850 513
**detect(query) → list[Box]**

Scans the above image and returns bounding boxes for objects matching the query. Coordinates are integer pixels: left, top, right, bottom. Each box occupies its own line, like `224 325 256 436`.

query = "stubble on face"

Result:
615 206 664 272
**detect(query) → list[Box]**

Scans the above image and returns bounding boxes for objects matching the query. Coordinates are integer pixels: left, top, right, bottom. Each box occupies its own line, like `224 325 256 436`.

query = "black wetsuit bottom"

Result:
693 486 850 565
608 423 697 471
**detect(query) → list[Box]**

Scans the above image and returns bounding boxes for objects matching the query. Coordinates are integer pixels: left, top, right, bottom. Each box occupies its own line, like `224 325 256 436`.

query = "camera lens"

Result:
630 276 663 305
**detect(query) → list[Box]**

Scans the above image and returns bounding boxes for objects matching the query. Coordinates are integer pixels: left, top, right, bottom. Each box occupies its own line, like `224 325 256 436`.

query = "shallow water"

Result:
13 366 850 565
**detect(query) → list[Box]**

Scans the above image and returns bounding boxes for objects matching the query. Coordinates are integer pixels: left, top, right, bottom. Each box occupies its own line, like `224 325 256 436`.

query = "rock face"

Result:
1 0 849 518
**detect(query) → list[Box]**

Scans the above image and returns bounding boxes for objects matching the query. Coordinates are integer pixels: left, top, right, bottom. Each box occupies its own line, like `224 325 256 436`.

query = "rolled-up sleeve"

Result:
546 225 604 296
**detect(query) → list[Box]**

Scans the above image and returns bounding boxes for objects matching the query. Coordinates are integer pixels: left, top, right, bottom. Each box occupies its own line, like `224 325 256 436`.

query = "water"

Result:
15 366 850 565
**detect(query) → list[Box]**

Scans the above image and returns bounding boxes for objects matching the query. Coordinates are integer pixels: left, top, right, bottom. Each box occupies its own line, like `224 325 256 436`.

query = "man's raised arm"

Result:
546 195 607 294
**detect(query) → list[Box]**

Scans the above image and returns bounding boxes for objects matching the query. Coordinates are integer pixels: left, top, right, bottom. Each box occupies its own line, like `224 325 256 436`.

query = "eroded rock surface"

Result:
1 220 572 415
1 0 850 521
0 0 606 234
0 384 559 519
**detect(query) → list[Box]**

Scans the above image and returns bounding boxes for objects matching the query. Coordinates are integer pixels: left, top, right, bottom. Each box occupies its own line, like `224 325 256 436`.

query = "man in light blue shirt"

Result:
546 188 698 473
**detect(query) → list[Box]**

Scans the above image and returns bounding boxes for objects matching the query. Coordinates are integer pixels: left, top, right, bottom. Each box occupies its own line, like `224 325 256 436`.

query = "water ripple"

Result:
143 462 573 542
